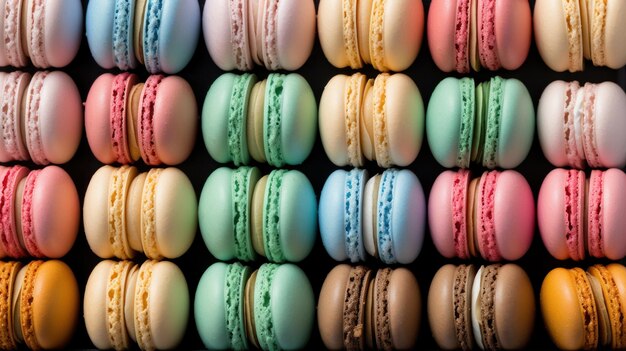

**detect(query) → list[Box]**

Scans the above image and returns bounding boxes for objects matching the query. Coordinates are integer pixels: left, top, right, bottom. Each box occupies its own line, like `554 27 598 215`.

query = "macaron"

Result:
85 73 197 166
534 0 626 72
2 260 79 350
0 0 82 68
318 264 421 350
319 168 426 264
428 0 531 73
84 260 189 350
199 167 317 263
86 0 200 73
319 73 424 168
541 264 626 349
318 0 424 71
0 71 82 165
538 168 626 261
84 165 197 260
537 80 626 169
426 76 534 169
195 262 314 350
429 169 535 261
428 263 535 350
204 0 316 71
202 73 317 167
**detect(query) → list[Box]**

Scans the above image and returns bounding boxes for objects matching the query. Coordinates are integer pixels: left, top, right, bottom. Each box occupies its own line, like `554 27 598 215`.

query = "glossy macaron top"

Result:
86 0 200 73
318 264 421 350
429 169 535 261
319 73 424 168
427 76 534 169
538 80 626 169
428 0 531 72
538 168 626 260
204 0 316 71
318 0 424 71
0 0 82 68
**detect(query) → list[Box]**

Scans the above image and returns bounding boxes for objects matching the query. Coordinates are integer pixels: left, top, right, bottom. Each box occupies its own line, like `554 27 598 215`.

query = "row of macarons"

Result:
3 69 625 172
3 162 625 266
4 0 625 74
5 259 622 350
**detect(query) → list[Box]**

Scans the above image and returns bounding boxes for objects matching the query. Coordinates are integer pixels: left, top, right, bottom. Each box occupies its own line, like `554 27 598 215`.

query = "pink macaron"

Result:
0 165 79 259
537 80 626 169
0 70 82 165
428 0 531 73
85 73 197 166
538 168 626 261
429 169 535 261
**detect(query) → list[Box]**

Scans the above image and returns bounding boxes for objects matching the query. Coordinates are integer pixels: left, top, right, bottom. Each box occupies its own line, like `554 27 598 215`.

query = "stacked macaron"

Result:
0 71 83 165
199 167 317 263
319 168 426 264
319 73 424 168
318 0 424 71
0 0 82 68
426 76 535 169
428 0 532 73
86 0 200 74
203 0 316 71
195 262 314 350
84 260 189 351
203 72 317 167
428 264 535 350
535 0 626 72
541 264 626 349
0 260 79 350
84 165 197 260
85 73 197 166
318 264 421 350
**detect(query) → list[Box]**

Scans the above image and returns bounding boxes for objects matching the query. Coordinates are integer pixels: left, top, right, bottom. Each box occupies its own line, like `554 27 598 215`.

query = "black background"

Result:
5 0 626 349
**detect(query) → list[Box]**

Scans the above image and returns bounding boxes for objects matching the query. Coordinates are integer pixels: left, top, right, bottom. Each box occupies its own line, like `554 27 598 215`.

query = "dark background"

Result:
5 0 626 349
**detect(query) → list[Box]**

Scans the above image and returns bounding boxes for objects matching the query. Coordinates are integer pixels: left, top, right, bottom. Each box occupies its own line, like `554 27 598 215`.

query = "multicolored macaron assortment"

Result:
86 0 200 73
203 0 316 71
195 262 314 351
199 167 317 263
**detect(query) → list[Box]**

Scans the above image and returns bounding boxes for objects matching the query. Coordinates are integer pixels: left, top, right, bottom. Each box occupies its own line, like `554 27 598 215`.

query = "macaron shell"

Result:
143 0 200 74
427 264 459 350
428 170 460 259
494 0 531 70
426 77 465 168
0 72 30 162
27 166 79 258
269 264 314 349
537 80 571 167
30 260 79 349
387 268 420 349
492 170 534 261
203 0 251 71
317 264 352 349
593 82 626 168
152 167 197 258
143 260 189 349
83 166 116 258
495 78 534 169
194 262 229 349
85 73 118 163
389 169 425 263
600 169 626 260
83 260 118 350
318 169 349 261
277 74 317 166
27 71 82 165
383 74 424 167
378 0 424 71
604 0 626 68
534 0 577 72
273 0 315 70
202 73 239 163
277 170 316 262
317 0 356 69
198 167 236 260
607 263 626 317
491 264 534 349
319 74 351 166
540 267 588 350
86 0 116 69
427 0 461 72
151 75 197 165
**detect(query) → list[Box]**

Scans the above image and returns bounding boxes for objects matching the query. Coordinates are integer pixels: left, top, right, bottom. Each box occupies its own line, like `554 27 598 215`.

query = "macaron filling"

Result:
588 265 623 348
563 81 584 168
263 74 285 167
344 169 365 262
262 170 286 262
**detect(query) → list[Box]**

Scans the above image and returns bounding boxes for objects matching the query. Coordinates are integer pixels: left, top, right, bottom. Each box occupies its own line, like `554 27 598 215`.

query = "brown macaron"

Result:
428 264 535 350
318 264 421 350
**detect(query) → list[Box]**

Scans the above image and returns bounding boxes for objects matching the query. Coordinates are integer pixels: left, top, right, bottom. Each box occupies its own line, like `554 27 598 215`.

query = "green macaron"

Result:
426 76 534 169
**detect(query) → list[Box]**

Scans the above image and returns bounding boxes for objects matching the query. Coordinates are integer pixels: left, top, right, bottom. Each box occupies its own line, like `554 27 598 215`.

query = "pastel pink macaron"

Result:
428 0 531 72
538 168 626 261
537 80 626 169
85 73 197 166
428 169 535 261
0 71 83 164
0 165 79 259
